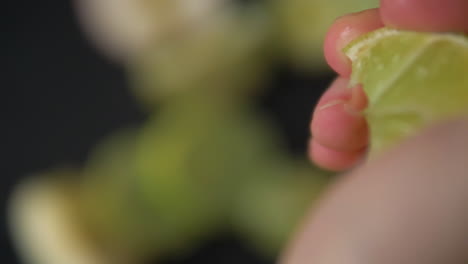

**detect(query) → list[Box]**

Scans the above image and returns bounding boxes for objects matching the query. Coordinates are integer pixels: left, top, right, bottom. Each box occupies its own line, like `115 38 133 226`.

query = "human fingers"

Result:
311 77 368 152
308 139 367 172
324 8 383 77
314 9 381 171
309 77 368 171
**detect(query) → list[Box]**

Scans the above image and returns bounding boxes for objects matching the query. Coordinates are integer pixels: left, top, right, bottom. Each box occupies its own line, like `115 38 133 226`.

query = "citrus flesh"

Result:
344 28 468 156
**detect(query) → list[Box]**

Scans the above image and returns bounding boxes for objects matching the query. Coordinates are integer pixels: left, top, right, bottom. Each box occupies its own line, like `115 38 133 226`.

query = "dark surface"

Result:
2 0 333 263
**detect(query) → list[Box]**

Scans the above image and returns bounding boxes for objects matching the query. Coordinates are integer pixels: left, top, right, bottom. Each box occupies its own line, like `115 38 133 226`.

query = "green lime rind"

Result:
344 27 468 156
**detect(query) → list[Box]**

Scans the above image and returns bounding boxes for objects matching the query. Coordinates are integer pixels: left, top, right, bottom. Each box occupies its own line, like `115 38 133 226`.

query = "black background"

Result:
3 0 333 263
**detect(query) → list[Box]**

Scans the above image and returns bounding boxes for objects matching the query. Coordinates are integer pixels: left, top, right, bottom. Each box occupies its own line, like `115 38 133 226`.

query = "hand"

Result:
309 0 468 171
281 1 468 263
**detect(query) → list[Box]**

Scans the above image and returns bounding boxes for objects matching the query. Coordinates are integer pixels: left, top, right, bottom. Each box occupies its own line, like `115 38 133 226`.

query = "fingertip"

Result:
324 8 383 76
309 139 366 172
380 0 468 32
311 79 368 152
311 99 368 152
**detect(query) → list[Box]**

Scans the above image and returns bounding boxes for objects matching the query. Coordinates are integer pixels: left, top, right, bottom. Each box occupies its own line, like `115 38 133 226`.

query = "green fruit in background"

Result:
75 0 228 62
272 0 379 71
231 161 330 257
80 128 208 259
129 8 272 107
8 170 116 264
344 28 468 156
134 98 289 242
79 129 170 258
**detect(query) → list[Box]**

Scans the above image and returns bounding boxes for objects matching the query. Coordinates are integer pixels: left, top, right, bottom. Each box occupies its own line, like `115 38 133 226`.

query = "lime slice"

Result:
344 28 468 156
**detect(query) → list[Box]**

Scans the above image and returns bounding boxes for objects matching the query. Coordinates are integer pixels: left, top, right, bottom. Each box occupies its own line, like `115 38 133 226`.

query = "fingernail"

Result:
318 99 347 111
348 85 368 111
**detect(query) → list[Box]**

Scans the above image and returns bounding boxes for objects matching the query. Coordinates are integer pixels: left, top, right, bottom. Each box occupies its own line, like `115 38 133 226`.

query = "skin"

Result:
310 0 468 171
282 0 468 263
284 118 468 264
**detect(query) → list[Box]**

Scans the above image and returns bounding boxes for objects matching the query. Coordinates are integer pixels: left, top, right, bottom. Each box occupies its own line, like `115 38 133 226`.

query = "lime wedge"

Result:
344 28 468 156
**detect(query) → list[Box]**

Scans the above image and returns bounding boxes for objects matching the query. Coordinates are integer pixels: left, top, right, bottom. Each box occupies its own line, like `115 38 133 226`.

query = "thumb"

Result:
281 118 468 264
